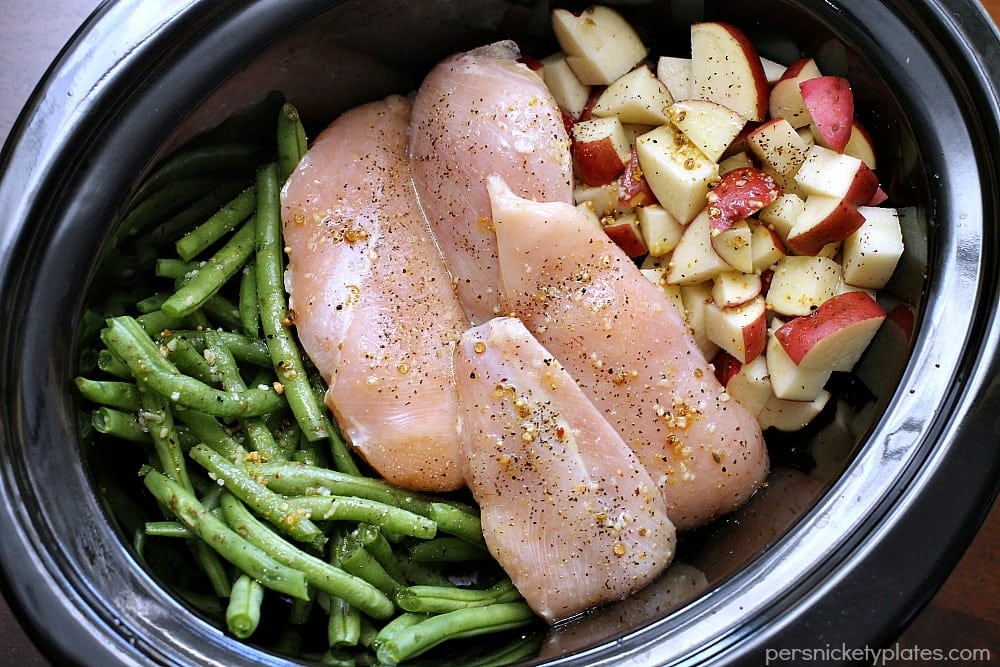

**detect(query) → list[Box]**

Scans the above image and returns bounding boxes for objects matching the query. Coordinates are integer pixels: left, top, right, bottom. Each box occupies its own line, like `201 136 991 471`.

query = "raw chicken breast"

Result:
410 40 573 324
455 317 675 623
487 176 769 530
280 95 467 492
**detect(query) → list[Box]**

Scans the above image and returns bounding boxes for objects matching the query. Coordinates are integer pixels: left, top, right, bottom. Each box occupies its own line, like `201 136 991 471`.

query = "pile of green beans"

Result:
74 95 542 666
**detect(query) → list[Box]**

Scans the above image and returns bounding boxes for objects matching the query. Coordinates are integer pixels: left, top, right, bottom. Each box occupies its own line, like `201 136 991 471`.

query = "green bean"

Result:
144 521 193 538
135 293 169 315
372 602 536 665
194 538 233 598
188 444 325 548
135 309 187 337
352 524 412 587
102 316 285 418
219 492 395 620
176 187 257 262
119 178 220 239
239 261 260 337
147 179 250 250
337 534 400 596
204 331 283 461
327 595 362 648
129 144 261 207
92 407 148 442
254 162 332 444
424 502 487 546
161 218 256 319
75 378 141 411
277 103 308 182
97 349 132 379
460 633 545 667
175 409 247 462
161 330 272 367
139 385 192 491
394 579 520 614
227 573 265 639
408 536 490 563
254 461 483 543
288 595 314 626
156 258 200 281
201 294 244 332
159 335 216 384
143 470 309 600
287 495 435 540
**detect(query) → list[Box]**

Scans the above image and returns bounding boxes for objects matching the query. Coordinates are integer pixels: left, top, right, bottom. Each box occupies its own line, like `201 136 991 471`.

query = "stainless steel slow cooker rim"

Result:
0 0 997 666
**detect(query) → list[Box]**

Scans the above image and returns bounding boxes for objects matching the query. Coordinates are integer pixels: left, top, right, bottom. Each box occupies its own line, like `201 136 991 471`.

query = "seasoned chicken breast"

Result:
487 176 769 530
410 40 573 324
280 95 467 491
455 317 675 622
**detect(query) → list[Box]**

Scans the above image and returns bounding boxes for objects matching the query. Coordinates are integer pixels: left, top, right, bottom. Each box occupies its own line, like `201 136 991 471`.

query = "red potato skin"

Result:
785 200 865 255
618 147 657 207
603 220 648 257
887 302 915 343
519 55 544 71
706 166 782 230
742 305 768 363
800 76 854 152
846 162 881 206
578 87 604 121
572 136 628 186
778 57 817 82
712 349 743 386
693 21 770 122
869 185 889 206
560 108 576 135
774 291 886 365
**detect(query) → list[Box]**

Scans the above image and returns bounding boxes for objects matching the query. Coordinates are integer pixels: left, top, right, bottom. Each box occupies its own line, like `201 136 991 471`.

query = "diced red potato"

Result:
710 219 754 273
842 206 904 289
572 116 632 186
635 123 720 225
690 21 770 122
551 5 648 85
705 295 768 364
603 213 648 258
706 166 782 231
724 355 773 418
667 210 733 285
793 146 880 205
592 64 673 125
541 52 592 118
785 194 866 255
712 271 763 307
638 204 685 256
768 57 823 128
666 99 748 163
765 326 832 401
750 222 787 272
656 55 692 100
765 255 843 317
774 290 886 372
618 146 658 207
747 118 811 182
800 75 855 152
759 389 832 432
844 120 878 168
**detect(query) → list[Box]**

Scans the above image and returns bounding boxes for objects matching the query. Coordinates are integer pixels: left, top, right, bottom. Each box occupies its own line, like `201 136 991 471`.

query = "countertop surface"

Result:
1 2 998 666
